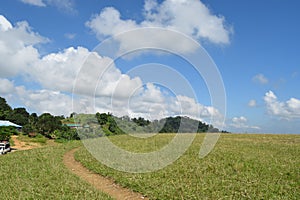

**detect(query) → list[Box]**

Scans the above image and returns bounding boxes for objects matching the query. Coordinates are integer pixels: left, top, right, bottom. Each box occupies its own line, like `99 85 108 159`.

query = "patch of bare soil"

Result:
11 135 38 150
11 135 56 151
63 148 149 200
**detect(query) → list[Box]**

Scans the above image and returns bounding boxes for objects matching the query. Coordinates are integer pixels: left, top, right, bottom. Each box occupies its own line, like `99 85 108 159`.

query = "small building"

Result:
0 120 22 128
65 123 82 129
0 120 22 142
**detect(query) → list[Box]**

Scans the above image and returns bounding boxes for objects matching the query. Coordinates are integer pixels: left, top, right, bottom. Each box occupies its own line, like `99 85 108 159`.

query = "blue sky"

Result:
0 0 299 133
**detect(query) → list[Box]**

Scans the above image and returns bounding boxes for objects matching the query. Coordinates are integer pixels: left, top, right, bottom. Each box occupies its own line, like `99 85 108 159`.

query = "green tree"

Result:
132 117 150 127
53 126 80 141
7 107 29 126
36 113 63 138
22 113 38 135
95 113 124 135
70 112 77 118
0 97 12 120
159 116 211 133
197 121 209 132
207 124 219 133
29 113 38 126
22 124 35 135
96 112 110 125
108 117 117 133
159 116 181 133
0 126 18 141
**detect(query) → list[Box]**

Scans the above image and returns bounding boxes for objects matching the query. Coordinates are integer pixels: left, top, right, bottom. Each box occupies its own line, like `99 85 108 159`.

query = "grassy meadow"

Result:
0 133 298 199
75 133 300 199
0 141 112 200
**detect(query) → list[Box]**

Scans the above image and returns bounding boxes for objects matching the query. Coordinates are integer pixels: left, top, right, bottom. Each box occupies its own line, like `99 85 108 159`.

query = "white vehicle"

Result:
0 141 11 155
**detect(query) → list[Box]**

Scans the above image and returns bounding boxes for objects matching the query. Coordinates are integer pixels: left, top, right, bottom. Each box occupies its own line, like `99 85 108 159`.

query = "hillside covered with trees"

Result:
0 96 226 141
0 97 79 141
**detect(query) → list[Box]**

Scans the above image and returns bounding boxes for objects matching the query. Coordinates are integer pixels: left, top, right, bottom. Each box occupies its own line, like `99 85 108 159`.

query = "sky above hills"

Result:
0 0 299 133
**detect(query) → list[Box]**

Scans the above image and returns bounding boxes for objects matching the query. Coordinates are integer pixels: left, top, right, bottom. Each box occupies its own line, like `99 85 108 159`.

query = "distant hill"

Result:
0 96 228 140
74 112 228 137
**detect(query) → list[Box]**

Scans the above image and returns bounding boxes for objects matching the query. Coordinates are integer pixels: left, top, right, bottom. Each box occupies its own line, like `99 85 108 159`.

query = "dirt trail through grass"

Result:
64 148 148 200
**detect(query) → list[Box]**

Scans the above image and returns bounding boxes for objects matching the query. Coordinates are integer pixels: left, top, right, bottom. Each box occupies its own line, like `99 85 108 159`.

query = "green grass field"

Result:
75 134 300 199
17 134 48 144
0 141 112 200
0 134 299 199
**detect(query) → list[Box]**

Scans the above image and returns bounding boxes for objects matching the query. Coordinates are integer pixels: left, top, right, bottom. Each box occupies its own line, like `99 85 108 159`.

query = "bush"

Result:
53 128 80 141
22 124 36 135
0 126 18 141
33 134 47 144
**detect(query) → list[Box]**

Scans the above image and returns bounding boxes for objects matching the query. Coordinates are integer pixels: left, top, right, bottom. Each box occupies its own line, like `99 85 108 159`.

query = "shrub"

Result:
0 126 18 141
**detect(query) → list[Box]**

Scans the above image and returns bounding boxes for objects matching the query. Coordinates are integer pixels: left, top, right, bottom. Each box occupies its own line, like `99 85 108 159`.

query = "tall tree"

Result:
0 126 17 141
132 117 150 127
7 107 29 126
96 112 110 125
36 113 62 138
22 113 39 135
0 97 12 120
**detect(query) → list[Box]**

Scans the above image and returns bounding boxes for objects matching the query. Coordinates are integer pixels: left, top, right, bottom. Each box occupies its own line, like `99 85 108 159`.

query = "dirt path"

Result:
63 148 149 200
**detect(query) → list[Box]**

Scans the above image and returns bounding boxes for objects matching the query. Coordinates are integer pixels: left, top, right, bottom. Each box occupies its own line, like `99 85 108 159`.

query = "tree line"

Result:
0 97 79 141
93 113 225 135
0 96 228 141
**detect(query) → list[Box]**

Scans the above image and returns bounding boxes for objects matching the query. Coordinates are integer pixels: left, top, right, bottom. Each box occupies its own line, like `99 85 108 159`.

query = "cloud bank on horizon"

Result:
0 0 300 133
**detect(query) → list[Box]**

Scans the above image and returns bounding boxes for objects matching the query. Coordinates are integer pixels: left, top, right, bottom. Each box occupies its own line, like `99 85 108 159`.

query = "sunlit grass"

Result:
108 133 176 153
18 134 48 144
0 142 112 199
75 133 300 199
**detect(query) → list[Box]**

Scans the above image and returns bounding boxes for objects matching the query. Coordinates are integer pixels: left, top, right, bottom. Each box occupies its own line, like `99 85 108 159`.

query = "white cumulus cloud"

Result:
0 15 224 125
230 116 260 130
232 116 247 124
0 15 13 31
143 0 231 44
253 73 268 84
248 99 257 107
86 0 232 54
264 91 300 119
0 80 74 116
0 15 48 78
0 78 15 95
86 7 138 39
30 47 89 92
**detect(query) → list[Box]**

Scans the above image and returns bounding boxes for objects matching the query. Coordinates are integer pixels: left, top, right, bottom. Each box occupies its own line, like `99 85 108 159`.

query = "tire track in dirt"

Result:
63 148 149 200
